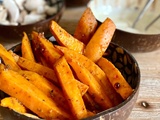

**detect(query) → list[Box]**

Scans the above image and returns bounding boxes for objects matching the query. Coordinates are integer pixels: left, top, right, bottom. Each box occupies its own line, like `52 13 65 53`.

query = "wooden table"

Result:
0 6 160 120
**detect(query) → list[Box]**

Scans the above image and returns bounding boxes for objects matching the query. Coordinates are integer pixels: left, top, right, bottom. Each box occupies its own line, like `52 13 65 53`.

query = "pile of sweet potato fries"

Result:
0 8 133 120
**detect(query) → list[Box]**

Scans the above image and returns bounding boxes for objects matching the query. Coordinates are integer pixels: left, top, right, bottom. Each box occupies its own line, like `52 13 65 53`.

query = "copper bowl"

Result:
0 41 140 120
0 0 65 41
88 0 160 52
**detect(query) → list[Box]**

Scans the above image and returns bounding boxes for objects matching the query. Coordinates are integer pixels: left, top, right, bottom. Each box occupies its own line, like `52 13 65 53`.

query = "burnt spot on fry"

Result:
100 98 104 101
50 90 54 97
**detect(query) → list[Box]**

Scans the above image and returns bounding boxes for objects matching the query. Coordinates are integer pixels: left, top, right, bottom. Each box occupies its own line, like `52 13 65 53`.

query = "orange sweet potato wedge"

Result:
50 20 85 54
1 97 27 113
55 46 123 106
16 56 59 85
76 79 89 96
55 45 106 82
0 44 21 71
0 70 72 119
54 57 88 119
19 70 88 104
21 32 35 62
83 93 102 113
84 18 116 62
97 57 133 100
68 57 113 110
31 31 62 66
0 44 15 63
74 7 98 44
18 70 70 111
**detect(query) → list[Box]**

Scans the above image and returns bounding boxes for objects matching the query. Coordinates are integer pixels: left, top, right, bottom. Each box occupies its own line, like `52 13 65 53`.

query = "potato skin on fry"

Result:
74 7 98 44
84 18 116 62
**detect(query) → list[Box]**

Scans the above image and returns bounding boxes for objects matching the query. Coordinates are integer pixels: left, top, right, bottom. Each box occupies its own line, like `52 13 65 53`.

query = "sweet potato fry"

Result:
21 32 35 62
86 110 95 118
0 44 21 71
31 31 62 66
0 63 5 71
18 70 69 111
67 57 113 109
55 45 106 82
97 57 133 99
84 18 116 62
0 44 15 63
83 93 102 113
0 56 20 71
55 46 123 106
50 20 85 54
0 70 72 119
1 97 27 113
16 56 59 85
54 57 87 119
31 31 43 63
76 79 89 96
74 7 98 44
18 70 88 110
31 36 49 66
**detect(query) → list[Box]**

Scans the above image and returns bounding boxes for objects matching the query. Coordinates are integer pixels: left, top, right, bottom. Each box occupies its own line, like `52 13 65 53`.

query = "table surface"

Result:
1 6 160 120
